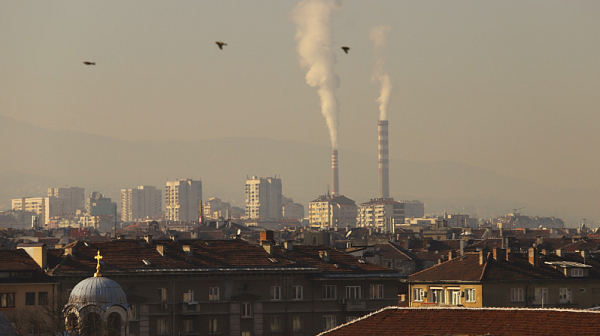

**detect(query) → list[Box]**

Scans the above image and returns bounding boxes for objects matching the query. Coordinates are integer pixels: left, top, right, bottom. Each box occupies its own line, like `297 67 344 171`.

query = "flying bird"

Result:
215 41 227 50
341 46 350 54
83 62 96 65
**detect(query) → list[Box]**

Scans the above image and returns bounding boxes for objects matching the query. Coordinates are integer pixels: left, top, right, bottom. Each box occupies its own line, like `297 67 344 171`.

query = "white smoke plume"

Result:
292 0 341 149
370 25 392 121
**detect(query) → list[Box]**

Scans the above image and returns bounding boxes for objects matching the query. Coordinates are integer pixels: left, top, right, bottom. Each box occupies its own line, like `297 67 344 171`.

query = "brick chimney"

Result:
493 247 506 261
448 250 457 260
529 247 539 267
479 250 488 266
506 248 513 262
261 230 274 242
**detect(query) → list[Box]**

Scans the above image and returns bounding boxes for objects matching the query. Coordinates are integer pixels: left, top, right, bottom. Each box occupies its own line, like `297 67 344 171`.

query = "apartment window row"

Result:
159 318 219 335
412 287 476 305
158 287 220 303
25 292 48 306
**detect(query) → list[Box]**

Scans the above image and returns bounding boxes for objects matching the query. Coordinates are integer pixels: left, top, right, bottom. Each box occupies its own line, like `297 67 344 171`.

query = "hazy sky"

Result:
2 1 600 194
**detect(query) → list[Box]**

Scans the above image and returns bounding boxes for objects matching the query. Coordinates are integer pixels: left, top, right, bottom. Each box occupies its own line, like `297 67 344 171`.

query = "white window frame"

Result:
324 285 337 300
449 289 461 305
346 286 361 299
241 302 253 318
370 284 384 299
209 287 220 302
412 288 424 302
465 288 476 303
293 286 304 300
183 289 194 303
271 286 282 301
293 315 304 331
560 287 572 304
511 288 524 302
323 315 337 330
534 288 548 305
430 288 445 304
571 268 584 277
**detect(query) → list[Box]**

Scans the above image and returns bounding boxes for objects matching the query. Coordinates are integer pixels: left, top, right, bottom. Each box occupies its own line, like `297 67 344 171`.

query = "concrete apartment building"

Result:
121 186 162 222
86 192 117 216
11 197 62 226
43 233 400 336
245 176 282 220
47 187 85 215
356 198 405 232
402 200 425 219
309 195 357 229
165 179 202 222
203 197 232 219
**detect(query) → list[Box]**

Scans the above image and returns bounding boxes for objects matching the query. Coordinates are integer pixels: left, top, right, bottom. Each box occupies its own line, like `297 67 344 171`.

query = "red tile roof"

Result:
318 306 600 336
0 249 40 271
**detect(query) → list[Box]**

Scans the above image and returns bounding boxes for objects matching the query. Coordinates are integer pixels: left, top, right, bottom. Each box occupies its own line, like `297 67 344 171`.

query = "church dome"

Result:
67 276 128 311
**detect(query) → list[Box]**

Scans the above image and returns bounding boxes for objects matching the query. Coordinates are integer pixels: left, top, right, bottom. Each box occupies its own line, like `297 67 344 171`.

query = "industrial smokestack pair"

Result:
330 120 389 199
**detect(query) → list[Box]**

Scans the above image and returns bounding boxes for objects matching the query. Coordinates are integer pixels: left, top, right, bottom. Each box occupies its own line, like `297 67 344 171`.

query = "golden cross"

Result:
94 250 103 277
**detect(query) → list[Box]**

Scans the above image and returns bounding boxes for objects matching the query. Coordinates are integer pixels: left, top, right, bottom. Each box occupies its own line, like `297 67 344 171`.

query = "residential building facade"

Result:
309 195 357 229
165 179 202 222
48 187 85 215
11 196 61 226
356 198 404 232
245 176 282 219
121 185 162 222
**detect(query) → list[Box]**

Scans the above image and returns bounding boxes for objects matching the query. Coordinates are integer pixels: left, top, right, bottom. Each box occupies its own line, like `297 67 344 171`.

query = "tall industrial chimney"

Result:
378 120 389 198
332 150 339 196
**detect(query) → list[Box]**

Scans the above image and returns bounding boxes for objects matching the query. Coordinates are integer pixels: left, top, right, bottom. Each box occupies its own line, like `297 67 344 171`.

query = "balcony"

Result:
346 299 366 311
181 302 201 315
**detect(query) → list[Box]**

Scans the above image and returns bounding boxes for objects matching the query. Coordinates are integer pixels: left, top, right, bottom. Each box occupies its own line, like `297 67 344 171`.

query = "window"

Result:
25 292 35 306
0 293 15 308
208 318 219 334
293 286 303 300
271 286 281 300
346 286 361 299
465 288 476 303
323 315 337 330
560 288 572 304
158 288 168 302
183 290 194 303
511 288 524 302
157 319 168 334
370 284 384 299
128 305 138 321
324 285 336 299
270 316 283 332
293 315 304 331
184 320 194 334
448 289 461 305
571 268 584 277
241 332 252 336
38 292 48 306
534 288 548 305
209 287 220 301
412 288 424 302
431 288 445 304
242 302 252 318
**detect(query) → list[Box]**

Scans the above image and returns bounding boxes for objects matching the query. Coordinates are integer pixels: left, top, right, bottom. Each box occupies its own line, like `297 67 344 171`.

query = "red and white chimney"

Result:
378 120 389 199
332 150 339 196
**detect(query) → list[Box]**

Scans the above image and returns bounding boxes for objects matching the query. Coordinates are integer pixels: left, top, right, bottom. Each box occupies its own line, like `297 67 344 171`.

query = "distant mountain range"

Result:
1 114 597 226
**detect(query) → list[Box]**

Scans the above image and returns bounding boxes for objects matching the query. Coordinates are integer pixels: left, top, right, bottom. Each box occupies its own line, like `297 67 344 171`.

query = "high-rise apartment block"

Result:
11 197 61 226
48 187 85 214
87 192 117 216
357 198 405 232
245 176 282 219
309 194 357 229
121 186 162 222
402 200 425 219
165 179 202 222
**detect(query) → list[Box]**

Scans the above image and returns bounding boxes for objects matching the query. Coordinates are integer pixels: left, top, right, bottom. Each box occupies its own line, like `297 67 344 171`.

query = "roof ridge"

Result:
384 306 600 314
315 306 394 336
388 242 413 260
479 251 491 281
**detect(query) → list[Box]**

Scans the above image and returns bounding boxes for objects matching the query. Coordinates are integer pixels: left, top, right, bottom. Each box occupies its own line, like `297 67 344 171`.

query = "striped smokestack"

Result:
378 120 389 198
332 150 339 196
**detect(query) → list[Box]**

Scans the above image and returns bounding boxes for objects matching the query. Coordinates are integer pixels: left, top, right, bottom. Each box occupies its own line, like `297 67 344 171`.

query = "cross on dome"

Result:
94 250 103 277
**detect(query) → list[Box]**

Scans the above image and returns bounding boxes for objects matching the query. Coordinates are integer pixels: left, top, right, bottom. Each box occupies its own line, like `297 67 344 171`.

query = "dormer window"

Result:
571 268 584 277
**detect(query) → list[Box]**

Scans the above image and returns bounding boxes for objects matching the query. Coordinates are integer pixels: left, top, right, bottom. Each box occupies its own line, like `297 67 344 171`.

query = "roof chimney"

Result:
319 250 330 262
506 248 513 262
529 247 539 267
170 234 178 242
459 240 466 256
284 241 294 251
183 245 193 256
493 247 506 261
260 230 274 243
479 250 488 266
144 235 153 244
556 249 564 257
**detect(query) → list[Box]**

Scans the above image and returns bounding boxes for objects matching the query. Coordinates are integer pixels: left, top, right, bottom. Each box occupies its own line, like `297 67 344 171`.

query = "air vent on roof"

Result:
142 259 152 266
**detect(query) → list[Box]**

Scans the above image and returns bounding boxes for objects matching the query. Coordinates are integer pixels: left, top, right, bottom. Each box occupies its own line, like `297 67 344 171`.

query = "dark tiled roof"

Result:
318 307 600 336
0 249 41 271
47 239 395 276
373 243 413 261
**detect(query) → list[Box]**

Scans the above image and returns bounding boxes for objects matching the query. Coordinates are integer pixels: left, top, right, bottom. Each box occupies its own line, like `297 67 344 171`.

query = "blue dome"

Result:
68 277 128 311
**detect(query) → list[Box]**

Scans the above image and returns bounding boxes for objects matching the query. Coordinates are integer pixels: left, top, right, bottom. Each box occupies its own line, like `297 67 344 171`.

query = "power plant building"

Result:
309 194 357 229
165 179 203 222
244 176 282 219
120 185 162 222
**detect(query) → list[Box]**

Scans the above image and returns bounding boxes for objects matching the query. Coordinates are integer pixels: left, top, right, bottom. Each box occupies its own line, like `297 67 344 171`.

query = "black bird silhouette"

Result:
215 41 227 50
341 46 350 54
83 62 96 65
